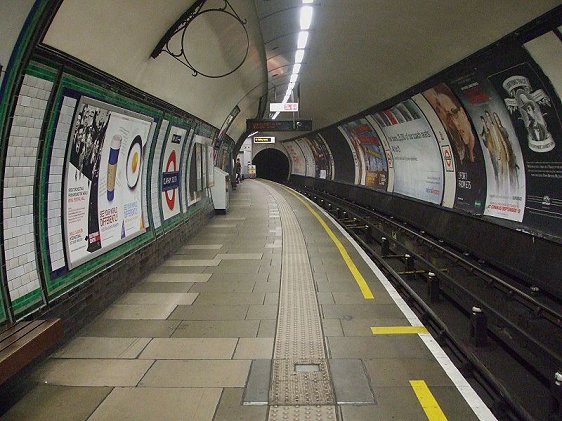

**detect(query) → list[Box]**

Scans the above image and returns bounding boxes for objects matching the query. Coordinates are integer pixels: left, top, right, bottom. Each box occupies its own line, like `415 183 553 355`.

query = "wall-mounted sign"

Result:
270 102 299 112
246 119 312 132
254 136 275 143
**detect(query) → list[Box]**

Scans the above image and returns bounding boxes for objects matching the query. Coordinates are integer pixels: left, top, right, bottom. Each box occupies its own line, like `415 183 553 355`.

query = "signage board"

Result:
246 119 312 132
254 136 275 143
270 102 299 112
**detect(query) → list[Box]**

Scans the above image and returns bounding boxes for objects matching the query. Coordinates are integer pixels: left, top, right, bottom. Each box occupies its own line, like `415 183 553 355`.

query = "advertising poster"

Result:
284 140 306 176
207 144 214 187
337 125 363 184
64 98 152 267
339 119 388 190
371 99 444 204
423 83 487 213
314 134 335 180
450 73 526 222
161 126 187 221
489 62 562 234
301 135 332 179
295 138 317 177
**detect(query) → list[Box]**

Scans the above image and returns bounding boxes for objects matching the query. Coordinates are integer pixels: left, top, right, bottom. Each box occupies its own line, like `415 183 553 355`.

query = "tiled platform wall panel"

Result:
3 74 53 301
37 203 213 339
47 96 77 271
150 120 168 229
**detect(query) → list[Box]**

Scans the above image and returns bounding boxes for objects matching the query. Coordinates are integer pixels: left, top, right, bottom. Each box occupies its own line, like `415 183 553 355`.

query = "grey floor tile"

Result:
257 319 276 337
321 303 405 319
172 320 260 338
342 318 410 336
89 387 221 421
215 253 263 260
322 319 344 336
190 280 255 293
79 319 181 338
246 305 278 320
101 304 178 320
1 385 112 421
139 360 251 387
116 292 198 305
327 337 432 359
143 273 211 283
35 359 154 386
168 304 249 320
317 292 335 304
263 292 279 305
194 292 265 305
53 337 151 359
129 282 193 293
243 361 271 406
213 261 262 273
139 338 237 359
362 358 454 387
332 291 371 304
329 359 375 404
183 244 223 249
233 338 274 359
210 272 269 282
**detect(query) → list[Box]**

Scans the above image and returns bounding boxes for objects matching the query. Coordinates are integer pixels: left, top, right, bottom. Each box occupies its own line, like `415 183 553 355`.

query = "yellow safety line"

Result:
371 326 428 334
284 188 374 299
409 380 448 421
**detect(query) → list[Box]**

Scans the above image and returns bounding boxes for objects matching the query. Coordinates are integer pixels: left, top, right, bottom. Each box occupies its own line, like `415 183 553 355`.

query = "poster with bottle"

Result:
64 97 152 268
489 61 562 234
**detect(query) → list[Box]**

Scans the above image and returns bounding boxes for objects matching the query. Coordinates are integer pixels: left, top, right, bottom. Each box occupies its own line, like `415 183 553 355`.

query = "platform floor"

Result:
2 180 495 420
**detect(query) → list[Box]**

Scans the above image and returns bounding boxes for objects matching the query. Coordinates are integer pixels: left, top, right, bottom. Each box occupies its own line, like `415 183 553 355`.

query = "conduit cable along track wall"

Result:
151 0 249 78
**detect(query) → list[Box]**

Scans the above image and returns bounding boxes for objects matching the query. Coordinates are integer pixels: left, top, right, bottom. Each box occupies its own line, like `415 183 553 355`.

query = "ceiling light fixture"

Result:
300 6 313 30
290 74 298 84
295 49 305 64
297 31 309 49
293 64 301 74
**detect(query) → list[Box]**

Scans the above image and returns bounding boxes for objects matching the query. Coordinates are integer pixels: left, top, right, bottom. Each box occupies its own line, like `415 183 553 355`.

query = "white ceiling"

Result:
42 1 561 143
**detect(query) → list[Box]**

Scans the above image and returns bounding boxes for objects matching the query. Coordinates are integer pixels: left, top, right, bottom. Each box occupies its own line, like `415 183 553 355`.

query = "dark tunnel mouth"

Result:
253 148 290 182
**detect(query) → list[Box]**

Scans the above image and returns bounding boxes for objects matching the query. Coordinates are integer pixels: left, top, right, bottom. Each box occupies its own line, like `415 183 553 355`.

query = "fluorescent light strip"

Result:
300 6 313 30
272 111 280 119
297 31 309 49
292 63 301 74
295 49 305 64
289 74 298 84
303 0 313 3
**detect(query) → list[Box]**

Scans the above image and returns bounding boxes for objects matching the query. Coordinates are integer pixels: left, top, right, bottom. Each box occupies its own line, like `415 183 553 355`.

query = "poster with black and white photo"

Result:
489 61 562 234
450 73 526 222
161 126 187 221
64 97 152 268
371 99 444 204
284 140 306 176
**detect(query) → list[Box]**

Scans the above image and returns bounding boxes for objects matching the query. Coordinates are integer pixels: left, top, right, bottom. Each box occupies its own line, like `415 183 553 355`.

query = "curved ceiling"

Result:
256 0 561 141
42 0 561 144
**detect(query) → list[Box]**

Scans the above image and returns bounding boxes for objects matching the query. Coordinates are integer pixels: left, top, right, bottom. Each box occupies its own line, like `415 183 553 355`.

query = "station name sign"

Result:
246 119 312 132
254 136 275 143
269 102 299 112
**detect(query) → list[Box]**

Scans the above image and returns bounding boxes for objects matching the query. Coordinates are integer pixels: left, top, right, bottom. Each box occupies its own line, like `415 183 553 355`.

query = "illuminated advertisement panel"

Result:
450 74 526 221
161 126 187 221
423 83 487 213
64 97 152 268
284 140 306 176
371 99 444 204
339 118 388 191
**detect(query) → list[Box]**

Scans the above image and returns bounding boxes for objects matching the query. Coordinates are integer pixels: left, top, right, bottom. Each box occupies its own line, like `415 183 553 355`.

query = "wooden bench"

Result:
0 319 63 385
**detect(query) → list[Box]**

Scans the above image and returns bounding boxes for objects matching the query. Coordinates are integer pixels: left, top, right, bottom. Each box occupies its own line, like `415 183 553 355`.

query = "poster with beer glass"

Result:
64 97 153 268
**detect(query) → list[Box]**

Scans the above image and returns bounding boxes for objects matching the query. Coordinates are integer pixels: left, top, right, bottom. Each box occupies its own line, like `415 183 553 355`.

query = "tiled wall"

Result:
47 96 76 272
3 74 52 303
151 120 168 229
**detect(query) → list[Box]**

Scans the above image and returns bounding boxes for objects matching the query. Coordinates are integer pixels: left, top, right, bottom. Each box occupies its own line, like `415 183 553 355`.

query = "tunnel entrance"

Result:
253 148 290 182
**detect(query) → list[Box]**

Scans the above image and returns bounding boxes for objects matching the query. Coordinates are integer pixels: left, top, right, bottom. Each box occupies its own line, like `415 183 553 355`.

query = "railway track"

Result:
291 184 562 421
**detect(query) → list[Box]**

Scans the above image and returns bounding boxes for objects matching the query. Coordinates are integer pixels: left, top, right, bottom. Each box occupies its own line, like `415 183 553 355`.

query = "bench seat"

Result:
0 319 63 384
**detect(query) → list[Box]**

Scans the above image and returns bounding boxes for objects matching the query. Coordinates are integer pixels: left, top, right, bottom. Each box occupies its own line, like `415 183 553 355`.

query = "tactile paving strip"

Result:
262 183 337 419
